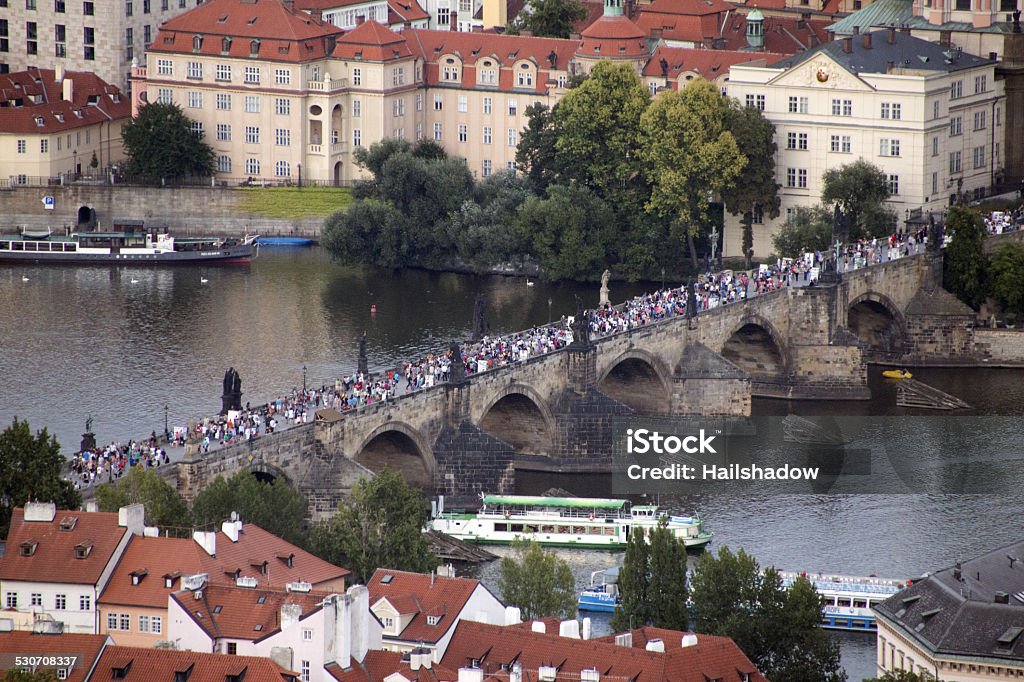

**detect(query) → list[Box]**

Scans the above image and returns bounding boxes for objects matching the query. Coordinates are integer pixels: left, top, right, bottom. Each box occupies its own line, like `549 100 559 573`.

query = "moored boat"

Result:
780 571 906 631
0 221 258 264
578 567 621 612
882 369 913 379
429 494 713 550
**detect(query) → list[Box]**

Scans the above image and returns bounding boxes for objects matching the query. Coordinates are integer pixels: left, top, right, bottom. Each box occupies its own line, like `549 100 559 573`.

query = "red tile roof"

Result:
442 622 767 682
367 569 481 644
204 524 349 587
326 650 459 682
171 583 327 642
98 537 205 608
0 632 110 682
92 646 298 682
719 12 829 51
634 12 720 43
331 20 415 60
0 69 131 134
643 0 733 16
0 507 129 585
578 15 651 58
150 0 344 63
642 44 787 80
388 0 429 22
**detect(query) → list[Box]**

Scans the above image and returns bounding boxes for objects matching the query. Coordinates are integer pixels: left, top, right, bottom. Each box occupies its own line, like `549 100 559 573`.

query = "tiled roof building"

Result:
0 631 111 682
91 645 300 682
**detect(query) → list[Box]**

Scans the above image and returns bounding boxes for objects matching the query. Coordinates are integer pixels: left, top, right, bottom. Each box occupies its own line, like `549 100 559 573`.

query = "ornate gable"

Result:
769 53 874 91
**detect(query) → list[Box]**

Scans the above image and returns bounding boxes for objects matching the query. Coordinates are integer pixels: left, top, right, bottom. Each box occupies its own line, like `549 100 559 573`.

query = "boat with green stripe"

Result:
429 494 713 550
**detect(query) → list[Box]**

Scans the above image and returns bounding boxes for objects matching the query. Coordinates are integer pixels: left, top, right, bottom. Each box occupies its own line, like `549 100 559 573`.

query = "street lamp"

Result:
164 404 169 442
72 150 78 178
302 364 307 394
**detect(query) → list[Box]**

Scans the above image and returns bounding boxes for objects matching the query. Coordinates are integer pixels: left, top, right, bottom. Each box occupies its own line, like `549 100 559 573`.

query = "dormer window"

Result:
111 662 132 679
221 36 231 53
276 552 294 568
55 113 65 123
250 560 267 575
249 39 260 56
442 58 459 81
165 577 174 588
74 542 93 559
193 34 203 51
130 569 148 585
426 615 441 626
20 541 37 557
35 116 45 127
174 664 194 682
73 109 83 119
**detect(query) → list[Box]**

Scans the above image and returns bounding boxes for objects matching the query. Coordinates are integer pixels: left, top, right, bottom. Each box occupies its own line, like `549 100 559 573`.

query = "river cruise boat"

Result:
429 495 713 549
0 221 258 264
578 567 620 612
780 571 906 631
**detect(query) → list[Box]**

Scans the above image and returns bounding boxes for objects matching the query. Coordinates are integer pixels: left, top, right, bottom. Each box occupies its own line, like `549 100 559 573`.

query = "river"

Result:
2 247 1022 681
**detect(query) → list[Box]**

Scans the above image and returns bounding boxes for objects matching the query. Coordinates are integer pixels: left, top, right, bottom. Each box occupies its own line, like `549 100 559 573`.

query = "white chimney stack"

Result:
531 621 546 634
582 618 591 641
118 504 145 535
24 502 57 522
62 76 74 103
222 518 242 542
645 639 665 653
504 606 522 626
192 530 216 556
55 65 65 83
558 620 580 639
681 634 698 647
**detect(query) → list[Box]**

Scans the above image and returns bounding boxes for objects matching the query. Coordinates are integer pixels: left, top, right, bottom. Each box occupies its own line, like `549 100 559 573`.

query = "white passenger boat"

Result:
429 494 713 549
780 571 906 631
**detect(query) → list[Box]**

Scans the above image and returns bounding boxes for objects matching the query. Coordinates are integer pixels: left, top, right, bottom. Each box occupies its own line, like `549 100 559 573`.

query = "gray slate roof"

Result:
830 0 1022 35
771 28 995 74
874 538 1024 662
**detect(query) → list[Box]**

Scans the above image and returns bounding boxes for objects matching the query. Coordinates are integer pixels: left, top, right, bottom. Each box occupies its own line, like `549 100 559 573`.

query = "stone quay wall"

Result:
973 328 1024 364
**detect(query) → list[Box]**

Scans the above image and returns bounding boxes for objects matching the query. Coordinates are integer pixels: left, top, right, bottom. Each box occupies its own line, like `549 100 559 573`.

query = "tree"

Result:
121 102 215 181
690 546 844 682
309 469 437 584
3 670 58 682
499 539 576 620
611 527 651 631
821 160 894 240
446 171 531 270
95 466 190 528
89 150 99 170
322 199 409 269
191 469 306 546
771 205 833 258
647 523 689 630
515 103 564 193
510 0 587 38
723 101 780 268
863 672 941 682
639 79 746 267
0 417 81 538
988 241 1024 321
943 205 988 309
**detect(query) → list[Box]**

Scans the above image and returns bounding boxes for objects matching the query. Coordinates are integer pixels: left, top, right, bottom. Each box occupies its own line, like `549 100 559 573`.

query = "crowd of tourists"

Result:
68 435 170 489
983 208 1024 235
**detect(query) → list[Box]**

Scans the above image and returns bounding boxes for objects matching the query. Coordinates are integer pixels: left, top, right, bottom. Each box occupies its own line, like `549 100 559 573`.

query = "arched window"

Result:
192 34 203 51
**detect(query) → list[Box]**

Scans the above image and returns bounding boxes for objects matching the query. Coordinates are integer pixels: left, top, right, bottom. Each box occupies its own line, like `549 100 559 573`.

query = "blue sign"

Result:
42 195 55 210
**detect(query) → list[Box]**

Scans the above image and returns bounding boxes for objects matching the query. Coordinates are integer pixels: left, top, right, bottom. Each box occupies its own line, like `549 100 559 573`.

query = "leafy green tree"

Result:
514 184 616 280
988 241 1024 321
647 523 688 630
691 546 844 682
499 539 576 620
446 171 531 270
611 527 651 631
771 205 833 258
943 205 988 309
0 417 81 538
121 102 215 181
95 466 190 528
821 160 894 240
723 101 780 268
515 103 564 194
3 670 58 682
309 469 437 584
639 79 746 267
863 672 942 682
322 199 409 269
509 0 587 38
191 469 306 546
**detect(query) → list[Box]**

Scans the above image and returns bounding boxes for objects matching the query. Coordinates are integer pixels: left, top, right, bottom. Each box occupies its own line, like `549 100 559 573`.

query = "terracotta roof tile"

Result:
204 524 349 587
642 44 787 79
643 0 733 16
719 13 829 51
331 20 415 60
326 651 459 682
99 537 205 608
368 569 480 644
388 0 429 22
0 507 129 585
578 16 651 58
0 69 131 135
634 13 720 43
0 632 110 682
171 582 327 641
92 645 298 682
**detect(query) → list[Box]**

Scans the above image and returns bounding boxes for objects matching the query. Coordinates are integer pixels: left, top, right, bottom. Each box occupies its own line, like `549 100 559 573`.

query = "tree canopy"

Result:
723 101 780 268
0 417 81 538
499 539 577 620
309 469 437 584
121 102 215 181
611 522 688 631
863 672 941 682
509 0 587 38
95 466 190 528
3 670 58 682
943 206 988 309
690 546 845 682
821 160 894 240
987 241 1024 321
771 205 833 258
191 469 306 546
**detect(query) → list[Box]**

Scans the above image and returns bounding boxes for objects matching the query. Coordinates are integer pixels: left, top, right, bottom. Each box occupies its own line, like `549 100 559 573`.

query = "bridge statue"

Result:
818 206 845 283
570 295 592 350
80 414 96 454
221 367 243 414
448 341 467 384
472 294 489 341
686 278 698 319
927 214 943 254
599 270 611 308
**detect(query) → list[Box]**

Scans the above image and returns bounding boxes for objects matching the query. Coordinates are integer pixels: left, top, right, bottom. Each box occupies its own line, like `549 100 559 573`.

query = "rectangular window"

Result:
483 97 492 114
458 95 467 113
353 129 361 146
516 70 533 87
352 67 361 85
483 126 492 144
244 66 259 84
752 203 764 224
275 128 290 146
55 0 64 11
434 94 443 111
274 68 290 85
437 5 449 24
788 96 798 113
301 661 310 682
151 617 162 635
842 99 852 116
244 159 259 176
482 159 492 177
932 136 939 157
433 122 442 141
798 168 807 188
352 99 361 117
508 128 517 146
302 629 313 642
190 121 203 137
786 167 796 187
80 595 90 610
83 26 94 60
974 74 986 94
275 98 290 115
139 616 150 632
458 124 467 143
216 63 231 81
880 102 902 120
187 91 202 108
227 642 239 656
832 98 841 116
275 161 291 177
107 613 118 630
506 99 517 116
950 80 963 99
157 58 172 76
974 110 986 130
950 116 962 136
879 138 900 156
932 171 938 195
245 126 259 144
787 132 798 150
799 96 808 113
125 0 131 14
245 95 259 113
216 93 231 110
216 124 231 141
55 24 66 57
5 592 16 608
39 138 48 153
26 20 37 54
888 174 899 195
157 88 172 104
973 145 985 169
119 614 131 630
950 150 962 174
187 62 201 80
830 134 840 153
31 594 41 607
143 24 151 46
392 66 404 86
416 93 423 112
217 155 232 173
83 0 93 12
933 100 940 119
161 0 167 9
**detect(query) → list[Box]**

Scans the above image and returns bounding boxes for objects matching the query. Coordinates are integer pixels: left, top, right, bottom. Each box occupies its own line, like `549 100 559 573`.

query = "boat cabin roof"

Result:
481 495 627 510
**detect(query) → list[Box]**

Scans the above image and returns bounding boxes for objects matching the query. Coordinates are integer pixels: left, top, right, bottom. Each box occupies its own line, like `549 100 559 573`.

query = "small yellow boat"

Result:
882 369 912 380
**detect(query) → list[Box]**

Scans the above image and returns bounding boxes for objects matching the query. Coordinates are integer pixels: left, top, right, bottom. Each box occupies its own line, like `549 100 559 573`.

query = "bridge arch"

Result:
248 461 292 486
478 384 556 456
847 292 908 357
720 314 789 382
598 349 673 415
354 421 436 489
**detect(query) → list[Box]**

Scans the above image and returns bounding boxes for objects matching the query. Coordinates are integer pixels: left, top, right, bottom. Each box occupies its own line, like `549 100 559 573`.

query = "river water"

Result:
2 247 1022 681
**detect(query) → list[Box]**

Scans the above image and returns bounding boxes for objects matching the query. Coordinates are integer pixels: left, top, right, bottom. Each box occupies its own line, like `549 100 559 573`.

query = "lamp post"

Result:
72 150 78 179
302 364 307 394
164 404 169 441
547 297 552 325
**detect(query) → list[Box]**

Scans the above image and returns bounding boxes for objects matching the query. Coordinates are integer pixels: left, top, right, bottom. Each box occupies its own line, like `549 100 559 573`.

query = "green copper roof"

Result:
482 495 628 509
828 0 913 35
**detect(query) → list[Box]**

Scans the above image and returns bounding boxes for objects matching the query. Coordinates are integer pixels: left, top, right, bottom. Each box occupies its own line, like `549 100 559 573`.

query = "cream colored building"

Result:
725 27 1004 256
0 67 129 184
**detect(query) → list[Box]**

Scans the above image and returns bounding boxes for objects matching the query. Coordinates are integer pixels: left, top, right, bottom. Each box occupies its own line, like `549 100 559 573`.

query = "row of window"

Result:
432 94 522 116
752 84 994 117
22 0 94 13
20 22 93 59
14 131 92 155
429 123 518 146
785 168 900 194
124 0 183 14
215 156 293 177
440 59 537 88
106 612 163 634
5 592 89 611
156 59 290 86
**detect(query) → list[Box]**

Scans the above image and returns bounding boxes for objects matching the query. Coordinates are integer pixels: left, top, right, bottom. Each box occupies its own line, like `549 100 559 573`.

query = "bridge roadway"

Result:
156 235 1024 519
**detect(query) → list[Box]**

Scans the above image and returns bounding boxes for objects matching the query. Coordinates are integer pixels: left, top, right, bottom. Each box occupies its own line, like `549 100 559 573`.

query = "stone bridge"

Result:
169 250 984 519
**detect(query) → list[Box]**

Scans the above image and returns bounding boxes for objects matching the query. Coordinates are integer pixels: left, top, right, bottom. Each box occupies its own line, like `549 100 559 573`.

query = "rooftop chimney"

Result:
842 37 852 52
559 620 580 639
85 501 98 513
887 26 896 43
504 606 522 626
193 530 217 557
681 634 698 647
24 502 57 523
531 621 546 634
62 76 74 103
862 32 872 48
222 516 242 543
582 617 591 640
645 639 665 653
852 25 860 34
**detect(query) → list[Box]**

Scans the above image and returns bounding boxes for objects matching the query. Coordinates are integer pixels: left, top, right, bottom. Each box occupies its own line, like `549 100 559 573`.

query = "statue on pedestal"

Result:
927 214 943 253
220 367 243 414
599 270 611 308
448 341 467 384
570 295 592 349
686 278 698 319
80 415 96 453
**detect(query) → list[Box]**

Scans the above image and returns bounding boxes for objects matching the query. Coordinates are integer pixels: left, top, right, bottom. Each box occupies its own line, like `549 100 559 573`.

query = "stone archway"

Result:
721 316 788 382
248 462 291 486
478 386 555 456
354 422 435 489
847 293 907 357
598 349 672 415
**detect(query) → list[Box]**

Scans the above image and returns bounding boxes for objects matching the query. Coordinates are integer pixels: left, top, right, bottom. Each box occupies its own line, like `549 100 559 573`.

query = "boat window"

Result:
572 526 585 534
853 599 868 608
523 525 538 533
541 525 555 533
556 525 569 534
13 242 23 250
510 524 523 532
590 527 602 535
604 527 615 536
837 598 852 607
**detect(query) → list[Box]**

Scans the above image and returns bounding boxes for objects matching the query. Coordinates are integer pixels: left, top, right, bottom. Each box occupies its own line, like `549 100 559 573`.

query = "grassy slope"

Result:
235 186 353 219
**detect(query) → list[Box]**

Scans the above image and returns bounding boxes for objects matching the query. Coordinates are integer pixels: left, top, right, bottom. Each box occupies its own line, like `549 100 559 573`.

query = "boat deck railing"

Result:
480 507 631 520
779 572 905 595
